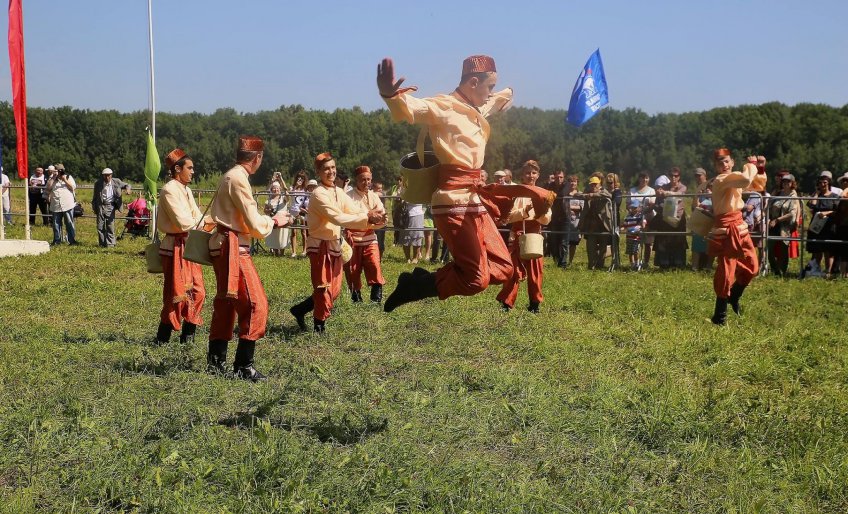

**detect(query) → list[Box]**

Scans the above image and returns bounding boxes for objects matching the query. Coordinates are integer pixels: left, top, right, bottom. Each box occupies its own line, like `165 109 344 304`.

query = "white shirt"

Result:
102 181 115 203
1 173 10 210
629 185 656 208
407 203 424 217
48 175 77 212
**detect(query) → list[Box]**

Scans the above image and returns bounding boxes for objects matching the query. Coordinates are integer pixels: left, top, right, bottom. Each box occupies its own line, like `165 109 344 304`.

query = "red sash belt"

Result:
713 211 746 258
166 232 191 303
217 226 242 299
438 164 556 221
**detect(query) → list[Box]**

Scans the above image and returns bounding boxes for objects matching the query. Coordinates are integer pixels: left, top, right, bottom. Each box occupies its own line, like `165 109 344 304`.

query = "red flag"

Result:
8 0 28 179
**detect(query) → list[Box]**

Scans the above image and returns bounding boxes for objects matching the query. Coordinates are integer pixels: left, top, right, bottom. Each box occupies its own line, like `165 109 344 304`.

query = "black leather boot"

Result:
370 284 383 303
711 298 728 326
528 301 540 314
313 319 326 334
233 339 267 382
351 290 363 303
384 267 439 312
206 339 228 374
500 301 512 312
179 322 197 345
155 322 173 345
290 297 315 331
728 283 747 315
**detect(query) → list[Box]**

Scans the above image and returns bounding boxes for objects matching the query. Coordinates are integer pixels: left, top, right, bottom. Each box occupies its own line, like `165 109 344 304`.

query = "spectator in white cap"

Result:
493 170 507 185
92 167 123 247
820 170 842 195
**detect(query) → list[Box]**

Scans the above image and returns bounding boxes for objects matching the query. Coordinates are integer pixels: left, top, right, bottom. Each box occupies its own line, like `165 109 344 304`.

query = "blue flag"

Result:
566 49 609 127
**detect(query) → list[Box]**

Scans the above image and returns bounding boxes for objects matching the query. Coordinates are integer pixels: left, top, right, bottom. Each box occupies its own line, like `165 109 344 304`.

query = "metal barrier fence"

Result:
3 183 846 277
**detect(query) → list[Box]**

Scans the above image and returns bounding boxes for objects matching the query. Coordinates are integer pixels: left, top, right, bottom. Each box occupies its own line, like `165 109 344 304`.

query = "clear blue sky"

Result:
1 0 846 115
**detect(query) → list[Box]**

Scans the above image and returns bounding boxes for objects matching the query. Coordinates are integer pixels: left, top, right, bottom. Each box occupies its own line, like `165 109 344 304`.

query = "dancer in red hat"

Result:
495 160 552 313
377 55 555 311
289 153 386 333
708 149 764 325
155 148 206 346
343 165 387 304
207 136 290 381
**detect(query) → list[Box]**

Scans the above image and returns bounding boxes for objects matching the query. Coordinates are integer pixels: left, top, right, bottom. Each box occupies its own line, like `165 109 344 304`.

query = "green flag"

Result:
144 130 161 205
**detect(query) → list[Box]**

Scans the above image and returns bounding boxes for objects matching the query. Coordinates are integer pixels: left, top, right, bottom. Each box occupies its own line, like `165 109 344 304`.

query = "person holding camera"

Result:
46 164 78 245
287 170 309 257
264 179 289 256
92 167 123 247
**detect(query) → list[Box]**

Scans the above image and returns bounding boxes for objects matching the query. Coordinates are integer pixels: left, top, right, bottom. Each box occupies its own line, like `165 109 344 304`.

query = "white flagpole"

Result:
147 0 156 237
24 176 31 239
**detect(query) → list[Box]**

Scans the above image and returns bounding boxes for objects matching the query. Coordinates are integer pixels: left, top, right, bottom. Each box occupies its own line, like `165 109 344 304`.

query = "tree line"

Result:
1 101 846 191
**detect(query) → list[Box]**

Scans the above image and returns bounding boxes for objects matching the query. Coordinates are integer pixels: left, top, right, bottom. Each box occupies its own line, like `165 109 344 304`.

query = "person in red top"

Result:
344 165 387 303
377 55 554 311
707 148 765 325
495 160 552 313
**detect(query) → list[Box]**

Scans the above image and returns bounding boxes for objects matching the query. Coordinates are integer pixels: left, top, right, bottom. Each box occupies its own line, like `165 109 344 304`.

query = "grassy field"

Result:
1 208 847 512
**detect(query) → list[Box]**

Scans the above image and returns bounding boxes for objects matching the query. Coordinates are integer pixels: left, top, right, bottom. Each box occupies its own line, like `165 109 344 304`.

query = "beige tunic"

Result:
306 184 369 252
345 188 385 245
383 89 512 208
712 164 758 216
209 165 273 247
157 179 203 251
504 197 552 226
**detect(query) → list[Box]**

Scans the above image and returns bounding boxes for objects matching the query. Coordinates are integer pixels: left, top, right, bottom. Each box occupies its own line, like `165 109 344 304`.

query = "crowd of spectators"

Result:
534 160 848 278
4 159 848 280
2 163 133 246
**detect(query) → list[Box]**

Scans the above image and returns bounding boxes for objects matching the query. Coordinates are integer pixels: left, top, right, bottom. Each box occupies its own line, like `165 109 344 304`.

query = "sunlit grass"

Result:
0 216 845 512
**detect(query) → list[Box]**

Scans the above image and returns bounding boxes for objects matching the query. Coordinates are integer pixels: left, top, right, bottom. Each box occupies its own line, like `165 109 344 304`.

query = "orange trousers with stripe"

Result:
160 255 205 330
343 241 384 291
434 211 513 299
310 241 344 321
496 236 544 307
209 246 268 342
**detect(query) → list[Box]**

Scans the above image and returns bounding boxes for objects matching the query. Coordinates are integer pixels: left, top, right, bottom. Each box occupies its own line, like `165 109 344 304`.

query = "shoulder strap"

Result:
194 184 219 230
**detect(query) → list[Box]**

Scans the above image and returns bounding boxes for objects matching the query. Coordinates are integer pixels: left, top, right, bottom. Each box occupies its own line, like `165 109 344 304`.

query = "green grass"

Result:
1 210 847 512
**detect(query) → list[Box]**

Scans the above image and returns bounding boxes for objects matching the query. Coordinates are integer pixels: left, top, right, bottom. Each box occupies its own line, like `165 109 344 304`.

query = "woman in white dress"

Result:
264 181 289 256
287 171 309 257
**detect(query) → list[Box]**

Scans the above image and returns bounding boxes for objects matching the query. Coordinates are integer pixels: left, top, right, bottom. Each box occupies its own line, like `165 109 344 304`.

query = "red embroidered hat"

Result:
462 55 496 76
713 148 731 160
354 165 371 176
314 152 333 170
238 136 264 152
164 148 187 170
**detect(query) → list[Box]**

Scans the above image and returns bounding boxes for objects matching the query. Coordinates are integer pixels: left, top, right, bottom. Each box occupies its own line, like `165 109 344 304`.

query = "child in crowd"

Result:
622 199 646 270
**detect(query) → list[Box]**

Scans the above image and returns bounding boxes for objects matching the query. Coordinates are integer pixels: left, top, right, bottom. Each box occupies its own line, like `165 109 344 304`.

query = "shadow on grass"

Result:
265 323 301 341
113 353 196 377
218 394 388 445
63 331 154 347
304 413 388 445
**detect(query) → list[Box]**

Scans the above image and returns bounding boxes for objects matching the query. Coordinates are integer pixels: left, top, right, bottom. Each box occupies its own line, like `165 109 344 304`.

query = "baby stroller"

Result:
119 197 151 239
